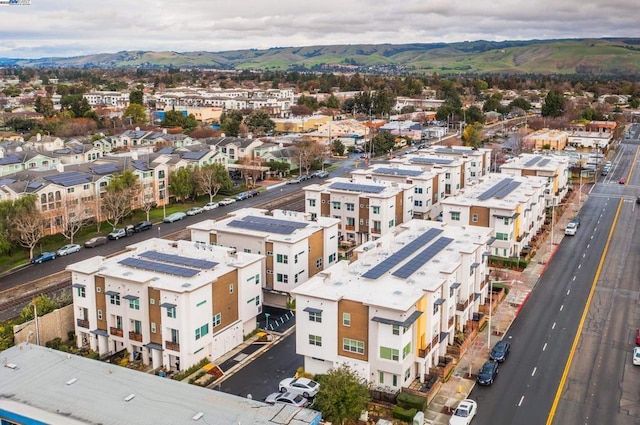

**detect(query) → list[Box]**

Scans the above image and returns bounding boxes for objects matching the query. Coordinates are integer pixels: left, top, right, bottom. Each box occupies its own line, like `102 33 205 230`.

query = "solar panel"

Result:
362 228 443 279
132 160 150 171
45 171 92 187
374 167 423 177
409 157 454 165
0 178 16 185
228 219 297 235
392 237 454 279
157 147 174 154
140 250 218 269
493 181 521 199
119 257 199 277
538 158 551 167
524 156 542 167
182 151 208 160
329 182 386 193
243 215 308 229
477 178 513 201
0 155 21 166
27 181 43 189
91 164 119 175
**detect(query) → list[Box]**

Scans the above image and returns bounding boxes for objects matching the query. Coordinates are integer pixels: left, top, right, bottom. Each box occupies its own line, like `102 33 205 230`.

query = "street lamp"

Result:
264 313 271 330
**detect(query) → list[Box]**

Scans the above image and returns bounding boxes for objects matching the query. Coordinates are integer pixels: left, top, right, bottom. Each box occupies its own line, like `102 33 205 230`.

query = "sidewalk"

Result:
423 188 586 424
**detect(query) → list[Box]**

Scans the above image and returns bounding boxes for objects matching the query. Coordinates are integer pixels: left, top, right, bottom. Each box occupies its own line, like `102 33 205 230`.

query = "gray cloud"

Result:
1 0 636 58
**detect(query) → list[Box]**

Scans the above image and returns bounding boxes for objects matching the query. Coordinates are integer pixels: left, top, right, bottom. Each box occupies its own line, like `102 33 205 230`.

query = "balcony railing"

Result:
129 331 143 342
371 228 381 234
345 225 355 231
165 341 180 351
76 319 89 329
110 327 123 337
457 299 469 312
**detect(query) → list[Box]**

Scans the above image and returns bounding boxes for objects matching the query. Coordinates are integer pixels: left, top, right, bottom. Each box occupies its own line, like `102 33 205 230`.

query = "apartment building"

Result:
499 153 570 207
422 145 493 181
440 174 548 259
523 129 569 151
188 208 340 307
68 238 264 372
304 177 415 245
291 220 492 389
83 91 130 108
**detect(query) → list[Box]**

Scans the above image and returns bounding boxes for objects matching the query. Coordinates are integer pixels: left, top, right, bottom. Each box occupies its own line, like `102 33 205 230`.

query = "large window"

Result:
276 254 288 264
346 203 355 211
332 201 341 210
76 286 86 298
309 335 322 346
342 313 351 327
195 323 209 340
308 199 316 207
496 232 509 241
167 306 176 318
109 294 120 306
402 342 412 359
276 273 289 283
343 338 365 354
309 311 322 323
129 298 140 310
372 206 380 214
451 211 461 221
213 313 221 327
380 346 399 361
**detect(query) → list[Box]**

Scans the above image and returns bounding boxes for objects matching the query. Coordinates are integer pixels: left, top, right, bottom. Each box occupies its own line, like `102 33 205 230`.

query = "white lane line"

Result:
573 276 576 281
518 396 525 406
567 289 570 295
552 322 556 329
578 264 582 269
532 367 537 376
583 253 586 258
543 343 547 351
587 244 590 249
560 305 564 311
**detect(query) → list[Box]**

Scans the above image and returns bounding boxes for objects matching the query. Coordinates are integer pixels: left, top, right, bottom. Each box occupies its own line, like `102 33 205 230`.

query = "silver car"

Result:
264 391 310 408
56 244 81 256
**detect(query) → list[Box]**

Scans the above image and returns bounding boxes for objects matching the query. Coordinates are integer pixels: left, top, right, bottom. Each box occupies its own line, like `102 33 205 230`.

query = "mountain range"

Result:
2 38 640 76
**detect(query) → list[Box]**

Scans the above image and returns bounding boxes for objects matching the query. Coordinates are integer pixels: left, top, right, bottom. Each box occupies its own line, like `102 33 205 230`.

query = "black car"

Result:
490 340 511 362
477 360 499 385
134 221 153 232
570 216 581 228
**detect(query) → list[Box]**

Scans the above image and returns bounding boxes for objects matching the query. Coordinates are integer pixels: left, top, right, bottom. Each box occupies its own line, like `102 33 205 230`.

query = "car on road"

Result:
218 198 236 206
107 228 127 240
248 189 260 197
564 222 578 236
31 251 56 264
56 244 81 256
571 216 581 228
235 192 251 201
286 177 303 184
264 391 310 408
619 178 626 184
163 212 187 223
489 340 511 362
449 399 477 425
636 329 640 345
313 170 329 178
186 206 204 216
477 360 499 385
634 347 640 366
84 236 107 248
203 202 219 211
133 221 153 232
279 377 320 398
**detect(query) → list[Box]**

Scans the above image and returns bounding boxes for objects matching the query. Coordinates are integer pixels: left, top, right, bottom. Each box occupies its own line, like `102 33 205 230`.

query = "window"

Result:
346 203 355 211
433 303 439 315
309 335 322 346
380 347 399 361
372 206 380 214
471 171 476 177
255 273 260 285
255 296 260 306
308 199 316 207
343 312 351 327
151 322 156 333
170 328 179 343
133 320 142 334
276 254 288 264
316 258 323 268
213 313 221 327
129 298 140 310
472 214 478 222
276 273 289 283
402 342 412 359
309 311 322 323
414 200 423 207
388 219 395 227
379 371 384 384
76 286 86 298
414 187 423 194
294 254 299 264
503 217 510 225
109 294 120 306
229 284 234 294
150 298 155 305
343 338 365 354
392 375 398 387
346 217 355 226
392 325 400 335
445 172 451 179
451 211 461 221
167 306 176 318
496 232 509 241
373 220 381 231
332 201 341 209
195 323 209 340
328 253 336 263
405 367 411 380
97 310 103 320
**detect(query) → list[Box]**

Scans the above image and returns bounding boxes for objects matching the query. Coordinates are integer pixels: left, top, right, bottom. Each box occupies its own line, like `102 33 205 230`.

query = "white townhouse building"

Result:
68 239 264 372
83 91 130 108
188 208 340 308
304 177 415 246
292 220 493 389
440 174 548 259
499 153 570 207
421 146 493 182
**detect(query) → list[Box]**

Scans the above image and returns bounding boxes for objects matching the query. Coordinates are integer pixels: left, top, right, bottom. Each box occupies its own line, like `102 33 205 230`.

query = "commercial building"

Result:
68 238 264 372
292 220 492 389
189 208 340 307
523 129 569 151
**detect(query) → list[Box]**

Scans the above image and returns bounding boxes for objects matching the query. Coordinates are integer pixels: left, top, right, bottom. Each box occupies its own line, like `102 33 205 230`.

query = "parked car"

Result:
235 192 251 201
133 221 153 232
264 391 310 408
218 198 236 206
636 329 640 345
449 399 477 425
570 216 581 228
489 340 511 362
163 212 187 223
31 251 56 264
279 377 320 398
186 206 204 216
286 177 302 184
107 228 127 240
314 170 329 178
634 347 640 366
84 236 107 248
248 189 260 197
477 360 499 385
564 222 578 236
56 244 81 256
203 202 219 211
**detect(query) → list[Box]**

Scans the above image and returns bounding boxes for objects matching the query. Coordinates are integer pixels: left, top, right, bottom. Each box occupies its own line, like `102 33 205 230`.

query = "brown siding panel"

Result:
321 194 330 217
266 242 274 289
337 299 369 360
209 233 217 245
95 276 107 330
469 206 490 227
395 193 403 225
212 270 239 331
148 287 162 344
308 230 324 276
358 196 369 232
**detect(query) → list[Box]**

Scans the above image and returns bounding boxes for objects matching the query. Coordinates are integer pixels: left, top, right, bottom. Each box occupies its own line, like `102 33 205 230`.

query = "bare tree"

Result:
10 211 46 259
102 188 133 230
59 199 93 244
194 163 232 202
296 139 325 175
139 183 156 221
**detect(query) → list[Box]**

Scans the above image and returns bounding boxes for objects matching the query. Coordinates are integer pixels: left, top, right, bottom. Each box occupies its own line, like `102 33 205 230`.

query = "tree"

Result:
313 364 370 425
296 140 325 175
7 196 46 260
220 110 243 137
297 95 319 110
34 96 55 118
464 106 484 124
326 94 340 109
331 139 346 156
541 89 566 117
60 94 90 118
462 123 484 148
129 90 144 105
482 96 503 113
124 103 147 124
169 167 196 202
194 163 232 202
163 109 186 127
509 97 531 111
364 132 396 156
244 109 275 136
102 171 140 229
59 199 93 244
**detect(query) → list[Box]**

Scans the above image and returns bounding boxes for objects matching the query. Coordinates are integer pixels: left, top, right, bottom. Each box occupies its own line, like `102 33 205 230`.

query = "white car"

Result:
279 377 320 398
564 222 578 236
264 391 310 408
449 399 477 425
633 347 640 366
203 202 219 211
218 198 236 206
186 206 204 216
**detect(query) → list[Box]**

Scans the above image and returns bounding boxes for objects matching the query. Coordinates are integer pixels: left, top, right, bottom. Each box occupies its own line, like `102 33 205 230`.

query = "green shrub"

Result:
397 392 426 411
392 406 417 422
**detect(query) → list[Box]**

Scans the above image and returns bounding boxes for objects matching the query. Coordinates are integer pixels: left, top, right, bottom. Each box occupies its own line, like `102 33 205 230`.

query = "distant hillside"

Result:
2 38 640 76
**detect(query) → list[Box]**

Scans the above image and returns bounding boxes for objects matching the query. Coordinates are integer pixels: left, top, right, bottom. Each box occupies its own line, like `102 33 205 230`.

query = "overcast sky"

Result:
1 0 636 59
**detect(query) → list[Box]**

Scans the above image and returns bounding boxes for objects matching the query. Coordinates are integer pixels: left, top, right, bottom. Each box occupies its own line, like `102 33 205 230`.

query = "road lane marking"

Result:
573 276 576 281
532 367 537 376
582 253 586 258
567 289 570 295
519 396 525 406
578 264 581 269
560 305 564 311
543 343 547 351
587 244 590 249
552 322 556 330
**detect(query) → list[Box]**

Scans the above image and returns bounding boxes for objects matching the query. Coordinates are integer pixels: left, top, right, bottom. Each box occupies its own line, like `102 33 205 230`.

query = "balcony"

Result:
76 318 89 329
456 298 469 312
345 225 355 231
448 316 455 328
110 327 123 337
371 228 381 234
129 331 143 342
165 341 180 351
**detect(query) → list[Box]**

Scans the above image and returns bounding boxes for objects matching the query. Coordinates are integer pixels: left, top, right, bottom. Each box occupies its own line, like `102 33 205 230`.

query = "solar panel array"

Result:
362 228 443 279
27 181 43 189
493 181 521 199
477 178 514 201
45 171 92 187
228 214 308 235
131 160 150 171
538 158 551 167
524 156 542 167
244 215 308 229
157 147 174 154
410 157 454 165
182 151 208 160
0 155 21 166
119 257 199 277
392 237 454 279
0 178 16 185
140 250 218 269
374 167 423 177
91 164 119 175
329 182 386 193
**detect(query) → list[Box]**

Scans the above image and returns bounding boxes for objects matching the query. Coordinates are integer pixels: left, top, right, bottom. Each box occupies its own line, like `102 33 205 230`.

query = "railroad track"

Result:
0 190 306 321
